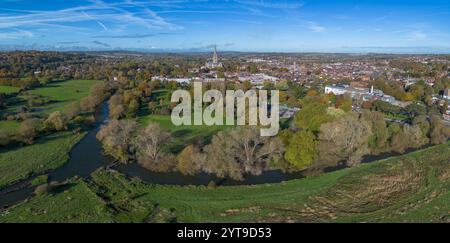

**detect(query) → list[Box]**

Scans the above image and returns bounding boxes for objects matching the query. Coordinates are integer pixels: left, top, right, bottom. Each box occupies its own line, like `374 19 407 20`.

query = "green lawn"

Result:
0 131 86 189
0 120 20 134
2 142 449 223
0 85 20 94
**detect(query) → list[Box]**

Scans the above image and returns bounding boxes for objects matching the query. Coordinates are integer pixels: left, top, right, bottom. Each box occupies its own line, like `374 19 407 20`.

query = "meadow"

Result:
0 79 102 188
0 131 86 189
0 86 20 94
137 89 231 152
2 142 448 223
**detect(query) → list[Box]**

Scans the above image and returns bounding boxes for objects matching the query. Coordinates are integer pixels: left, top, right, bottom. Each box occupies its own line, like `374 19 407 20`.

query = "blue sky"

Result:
0 0 450 53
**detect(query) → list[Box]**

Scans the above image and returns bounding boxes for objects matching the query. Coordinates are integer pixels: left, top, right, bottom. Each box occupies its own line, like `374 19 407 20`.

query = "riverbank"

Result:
1 141 448 223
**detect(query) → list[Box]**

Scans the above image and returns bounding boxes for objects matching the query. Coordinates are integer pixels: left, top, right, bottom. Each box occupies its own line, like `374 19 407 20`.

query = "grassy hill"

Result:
1 142 449 223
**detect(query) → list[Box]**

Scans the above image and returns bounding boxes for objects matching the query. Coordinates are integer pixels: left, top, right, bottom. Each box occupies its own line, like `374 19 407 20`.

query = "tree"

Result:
429 116 450 145
108 94 125 119
362 111 389 154
294 100 331 133
18 118 43 144
390 124 427 153
335 95 353 112
64 101 81 120
317 114 372 168
283 131 317 169
412 115 430 139
202 127 284 180
177 145 202 176
134 123 175 172
44 111 68 131
0 130 11 146
96 119 137 163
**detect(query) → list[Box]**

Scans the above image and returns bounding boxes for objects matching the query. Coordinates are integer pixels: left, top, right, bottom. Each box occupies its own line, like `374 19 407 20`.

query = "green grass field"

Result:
3 79 101 116
0 131 86 189
27 79 102 114
2 142 448 223
0 120 20 134
138 114 230 152
0 86 20 94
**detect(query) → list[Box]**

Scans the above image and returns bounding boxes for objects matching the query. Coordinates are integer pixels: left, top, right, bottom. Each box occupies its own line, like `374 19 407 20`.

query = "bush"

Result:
34 184 49 196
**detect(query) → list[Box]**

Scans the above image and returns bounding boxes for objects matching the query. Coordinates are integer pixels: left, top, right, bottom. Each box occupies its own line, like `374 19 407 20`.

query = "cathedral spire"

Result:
212 44 218 64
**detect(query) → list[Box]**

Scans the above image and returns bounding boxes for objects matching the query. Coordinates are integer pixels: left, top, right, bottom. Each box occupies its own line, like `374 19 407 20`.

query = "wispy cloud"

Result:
0 0 180 31
305 21 325 33
0 29 33 39
234 0 304 9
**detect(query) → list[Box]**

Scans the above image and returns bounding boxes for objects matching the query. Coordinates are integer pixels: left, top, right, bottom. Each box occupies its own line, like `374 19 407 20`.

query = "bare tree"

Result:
317 114 372 168
134 123 175 172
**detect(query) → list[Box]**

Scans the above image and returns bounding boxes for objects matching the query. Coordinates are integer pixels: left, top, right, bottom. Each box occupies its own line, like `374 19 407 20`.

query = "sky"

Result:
0 0 450 53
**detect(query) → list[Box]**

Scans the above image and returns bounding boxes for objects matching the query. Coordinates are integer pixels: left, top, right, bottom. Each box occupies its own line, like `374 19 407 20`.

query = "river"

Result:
0 103 435 209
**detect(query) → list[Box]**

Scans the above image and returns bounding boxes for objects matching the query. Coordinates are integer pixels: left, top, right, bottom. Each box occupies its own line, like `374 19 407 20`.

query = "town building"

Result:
325 84 398 105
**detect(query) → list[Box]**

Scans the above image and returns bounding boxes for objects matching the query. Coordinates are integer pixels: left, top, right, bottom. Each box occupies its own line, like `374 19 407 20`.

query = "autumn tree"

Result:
202 127 284 181
429 115 450 144
96 119 137 163
177 144 202 176
18 118 43 144
44 111 68 131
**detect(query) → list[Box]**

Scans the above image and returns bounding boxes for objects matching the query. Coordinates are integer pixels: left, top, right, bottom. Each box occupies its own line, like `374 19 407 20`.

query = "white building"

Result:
324 85 348 95
325 84 398 105
238 74 278 85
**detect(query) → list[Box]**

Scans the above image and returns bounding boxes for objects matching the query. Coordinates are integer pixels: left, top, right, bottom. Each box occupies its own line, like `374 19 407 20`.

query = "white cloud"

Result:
305 21 325 33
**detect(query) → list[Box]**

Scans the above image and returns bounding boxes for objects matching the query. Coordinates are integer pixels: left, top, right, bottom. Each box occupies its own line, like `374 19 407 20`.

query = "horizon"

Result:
1 0 450 54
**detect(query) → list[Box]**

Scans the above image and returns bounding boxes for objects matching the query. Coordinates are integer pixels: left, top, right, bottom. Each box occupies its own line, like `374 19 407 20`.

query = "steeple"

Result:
212 45 218 64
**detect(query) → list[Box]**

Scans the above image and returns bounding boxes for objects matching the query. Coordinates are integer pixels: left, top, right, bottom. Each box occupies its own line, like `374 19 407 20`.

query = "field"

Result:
2 142 448 223
137 89 231 152
3 79 101 116
0 131 86 189
0 80 102 187
0 120 20 134
26 79 102 114
1 79 101 134
138 114 230 152
0 86 20 94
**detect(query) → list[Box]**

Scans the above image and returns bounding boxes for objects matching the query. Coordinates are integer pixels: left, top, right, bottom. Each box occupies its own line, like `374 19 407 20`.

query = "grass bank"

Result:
1 142 448 223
